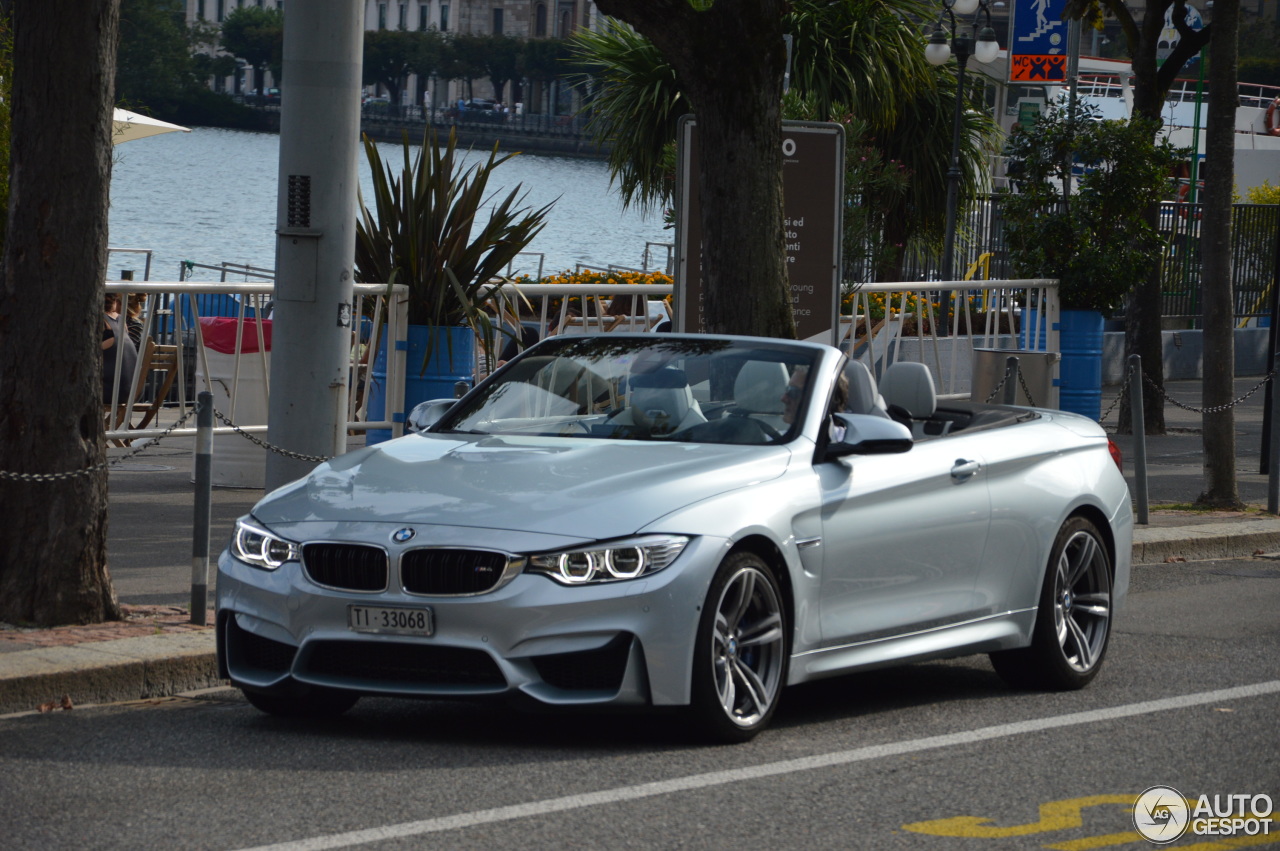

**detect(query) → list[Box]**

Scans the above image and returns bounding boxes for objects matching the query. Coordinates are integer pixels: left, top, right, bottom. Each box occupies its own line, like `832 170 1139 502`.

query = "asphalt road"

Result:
3 555 1276 850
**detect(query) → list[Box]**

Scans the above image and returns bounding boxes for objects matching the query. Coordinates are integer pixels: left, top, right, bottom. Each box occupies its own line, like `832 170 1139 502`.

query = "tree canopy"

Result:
115 0 198 110
572 0 1001 284
593 0 794 338
220 5 283 93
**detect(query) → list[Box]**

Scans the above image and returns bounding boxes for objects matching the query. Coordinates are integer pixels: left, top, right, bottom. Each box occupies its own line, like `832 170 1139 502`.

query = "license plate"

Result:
348 605 434 636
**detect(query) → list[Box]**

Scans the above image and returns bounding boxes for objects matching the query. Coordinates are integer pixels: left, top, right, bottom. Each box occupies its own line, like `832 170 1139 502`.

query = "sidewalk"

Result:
3 377 1279 716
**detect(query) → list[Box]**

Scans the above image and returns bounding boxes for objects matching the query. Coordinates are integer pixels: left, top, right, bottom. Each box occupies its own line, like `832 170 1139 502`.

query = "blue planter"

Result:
1021 309 1104 420
1057 309 1104 420
366 325 475 445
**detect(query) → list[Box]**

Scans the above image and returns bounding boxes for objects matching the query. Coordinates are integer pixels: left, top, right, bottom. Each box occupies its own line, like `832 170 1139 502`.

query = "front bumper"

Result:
216 528 727 708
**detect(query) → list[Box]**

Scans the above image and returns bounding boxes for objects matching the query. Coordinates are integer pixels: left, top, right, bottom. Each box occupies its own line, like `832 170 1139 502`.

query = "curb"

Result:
0 631 219 717
1131 517 1280 565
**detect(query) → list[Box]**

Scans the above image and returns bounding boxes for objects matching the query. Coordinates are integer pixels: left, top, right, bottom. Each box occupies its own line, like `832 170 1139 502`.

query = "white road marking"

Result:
234 680 1280 851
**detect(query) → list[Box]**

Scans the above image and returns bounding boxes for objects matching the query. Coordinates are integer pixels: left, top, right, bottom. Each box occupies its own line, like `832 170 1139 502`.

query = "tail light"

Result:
1107 438 1123 472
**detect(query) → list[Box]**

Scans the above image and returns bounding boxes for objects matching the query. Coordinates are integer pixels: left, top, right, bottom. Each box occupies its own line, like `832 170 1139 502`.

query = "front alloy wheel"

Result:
691 551 789 742
991 516 1113 690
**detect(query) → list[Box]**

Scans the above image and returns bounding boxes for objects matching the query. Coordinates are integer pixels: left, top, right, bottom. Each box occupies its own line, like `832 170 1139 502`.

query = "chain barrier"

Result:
0 400 341 482
1018 370 1038 408
1142 371 1274 415
983 374 1007 404
982 363 1038 407
210 409 333 463
1094 368 1273 423
1098 366 1136 424
0 406 197 482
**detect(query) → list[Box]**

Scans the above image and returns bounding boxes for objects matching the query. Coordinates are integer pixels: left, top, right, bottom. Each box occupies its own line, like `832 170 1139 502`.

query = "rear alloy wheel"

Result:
690 551 789 742
991 516 1113 690
242 685 360 718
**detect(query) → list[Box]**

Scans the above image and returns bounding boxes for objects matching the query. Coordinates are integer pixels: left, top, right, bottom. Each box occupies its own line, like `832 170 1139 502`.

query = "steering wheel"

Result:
726 408 783 441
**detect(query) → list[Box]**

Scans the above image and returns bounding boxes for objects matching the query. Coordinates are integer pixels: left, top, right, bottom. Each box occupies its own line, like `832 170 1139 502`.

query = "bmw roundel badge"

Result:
391 528 416 543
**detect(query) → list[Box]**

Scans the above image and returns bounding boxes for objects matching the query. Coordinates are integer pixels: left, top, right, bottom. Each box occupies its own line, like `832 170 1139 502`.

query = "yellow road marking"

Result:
903 796 1136 838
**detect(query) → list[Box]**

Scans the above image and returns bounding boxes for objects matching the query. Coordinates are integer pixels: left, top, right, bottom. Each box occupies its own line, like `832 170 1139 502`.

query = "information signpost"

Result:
674 118 844 343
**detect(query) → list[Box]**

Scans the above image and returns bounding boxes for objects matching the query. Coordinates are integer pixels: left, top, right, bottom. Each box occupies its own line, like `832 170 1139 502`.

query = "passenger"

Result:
781 367 848 440
102 293 138 403
495 309 577 367
125 293 145 348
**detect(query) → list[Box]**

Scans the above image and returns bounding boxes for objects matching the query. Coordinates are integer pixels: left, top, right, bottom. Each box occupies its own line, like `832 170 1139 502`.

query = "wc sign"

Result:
1009 0 1068 83
674 117 844 342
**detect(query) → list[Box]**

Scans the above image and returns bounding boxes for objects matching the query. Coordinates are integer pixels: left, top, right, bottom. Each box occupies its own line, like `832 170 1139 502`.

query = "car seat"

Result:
842 360 890 418
733 360 788 413
879 361 937 437
615 367 706 435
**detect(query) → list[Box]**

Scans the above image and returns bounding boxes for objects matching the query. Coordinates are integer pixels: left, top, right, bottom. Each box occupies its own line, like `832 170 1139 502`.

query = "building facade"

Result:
185 0 600 110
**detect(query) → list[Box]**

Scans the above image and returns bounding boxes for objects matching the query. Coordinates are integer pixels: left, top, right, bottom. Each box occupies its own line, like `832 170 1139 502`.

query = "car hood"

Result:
252 433 793 540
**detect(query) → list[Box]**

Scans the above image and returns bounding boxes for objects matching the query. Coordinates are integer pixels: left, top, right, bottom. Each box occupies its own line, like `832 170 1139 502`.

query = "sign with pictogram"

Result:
1008 0 1068 83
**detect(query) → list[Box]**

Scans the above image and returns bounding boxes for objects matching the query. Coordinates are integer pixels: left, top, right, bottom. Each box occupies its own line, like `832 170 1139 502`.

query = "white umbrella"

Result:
112 108 190 145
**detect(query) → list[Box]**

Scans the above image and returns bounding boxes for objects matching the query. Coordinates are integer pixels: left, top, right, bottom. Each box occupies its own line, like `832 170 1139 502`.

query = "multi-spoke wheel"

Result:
690 551 789 742
991 516 1113 690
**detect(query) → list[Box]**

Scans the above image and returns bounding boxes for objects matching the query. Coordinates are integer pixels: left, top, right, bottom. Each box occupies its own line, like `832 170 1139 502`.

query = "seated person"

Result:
495 309 578 367
782 366 848 441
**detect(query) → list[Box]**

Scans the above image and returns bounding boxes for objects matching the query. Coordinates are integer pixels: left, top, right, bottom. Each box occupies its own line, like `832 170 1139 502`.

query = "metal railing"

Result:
102 270 1060 448
839 278 1060 400
101 281 408 444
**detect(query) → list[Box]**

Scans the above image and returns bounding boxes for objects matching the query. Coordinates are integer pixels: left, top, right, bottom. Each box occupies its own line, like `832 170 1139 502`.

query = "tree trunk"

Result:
593 0 795 338
0 0 122 625
1115 3 1175 436
1197 0 1241 508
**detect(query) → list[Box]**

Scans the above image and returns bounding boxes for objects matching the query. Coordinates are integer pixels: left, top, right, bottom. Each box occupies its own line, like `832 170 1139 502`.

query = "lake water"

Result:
107 126 671 282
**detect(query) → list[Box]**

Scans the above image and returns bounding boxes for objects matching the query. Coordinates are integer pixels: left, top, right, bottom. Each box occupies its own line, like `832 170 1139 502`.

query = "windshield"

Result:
435 336 820 445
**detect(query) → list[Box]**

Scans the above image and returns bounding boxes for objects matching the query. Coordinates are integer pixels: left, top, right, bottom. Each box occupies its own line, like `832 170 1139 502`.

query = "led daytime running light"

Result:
530 536 687 585
232 520 299 570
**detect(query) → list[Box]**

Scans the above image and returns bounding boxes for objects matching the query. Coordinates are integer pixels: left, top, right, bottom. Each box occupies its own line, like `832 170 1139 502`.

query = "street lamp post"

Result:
926 0 999 332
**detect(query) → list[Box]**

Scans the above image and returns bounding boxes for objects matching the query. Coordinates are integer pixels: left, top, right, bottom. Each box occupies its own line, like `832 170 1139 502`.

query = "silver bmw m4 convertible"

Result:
217 333 1132 741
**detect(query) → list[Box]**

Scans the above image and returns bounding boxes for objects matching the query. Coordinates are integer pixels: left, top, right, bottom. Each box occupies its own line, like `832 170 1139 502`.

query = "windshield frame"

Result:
432 334 824 446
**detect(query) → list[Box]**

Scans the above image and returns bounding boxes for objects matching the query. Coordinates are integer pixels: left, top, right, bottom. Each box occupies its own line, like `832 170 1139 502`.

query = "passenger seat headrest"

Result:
842 360 888 417
880 362 937 419
629 367 688 390
629 367 692 431
733 361 789 414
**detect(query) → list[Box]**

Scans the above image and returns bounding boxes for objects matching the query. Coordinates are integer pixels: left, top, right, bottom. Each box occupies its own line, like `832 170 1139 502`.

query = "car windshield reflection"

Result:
435 336 819 445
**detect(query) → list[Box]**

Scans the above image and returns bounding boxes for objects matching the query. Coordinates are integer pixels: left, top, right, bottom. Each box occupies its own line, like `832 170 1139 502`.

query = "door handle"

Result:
951 459 981 481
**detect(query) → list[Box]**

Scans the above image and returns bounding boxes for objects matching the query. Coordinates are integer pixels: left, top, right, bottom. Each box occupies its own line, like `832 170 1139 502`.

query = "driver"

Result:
782 367 848 440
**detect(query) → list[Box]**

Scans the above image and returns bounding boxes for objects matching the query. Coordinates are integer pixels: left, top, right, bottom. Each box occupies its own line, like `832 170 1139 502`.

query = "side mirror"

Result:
823 413 913 459
406 399 457 434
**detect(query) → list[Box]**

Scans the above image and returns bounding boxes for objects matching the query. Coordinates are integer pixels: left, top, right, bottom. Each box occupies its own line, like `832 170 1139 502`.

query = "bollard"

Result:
1002 356 1020 405
191 391 214 625
1128 355 1149 525
1270 352 1280 514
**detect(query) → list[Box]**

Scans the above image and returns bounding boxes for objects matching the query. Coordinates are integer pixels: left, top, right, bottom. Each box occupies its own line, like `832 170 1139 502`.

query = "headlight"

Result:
230 518 299 570
527 536 688 585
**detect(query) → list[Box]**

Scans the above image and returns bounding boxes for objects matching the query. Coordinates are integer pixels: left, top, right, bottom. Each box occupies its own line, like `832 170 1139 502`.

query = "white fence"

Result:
496 278 1060 399
102 280 408 444
839 279 1060 400
102 274 1059 446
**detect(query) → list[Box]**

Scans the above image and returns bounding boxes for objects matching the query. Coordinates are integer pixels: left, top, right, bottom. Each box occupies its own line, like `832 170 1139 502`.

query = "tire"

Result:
689 551 790 743
990 516 1113 691
242 685 360 718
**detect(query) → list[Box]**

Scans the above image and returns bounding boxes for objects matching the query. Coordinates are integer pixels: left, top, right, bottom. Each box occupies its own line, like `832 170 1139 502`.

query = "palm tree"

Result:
570 0 1001 281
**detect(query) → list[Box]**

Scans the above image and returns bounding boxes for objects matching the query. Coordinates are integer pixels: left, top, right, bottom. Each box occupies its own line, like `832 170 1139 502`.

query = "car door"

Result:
816 432 992 645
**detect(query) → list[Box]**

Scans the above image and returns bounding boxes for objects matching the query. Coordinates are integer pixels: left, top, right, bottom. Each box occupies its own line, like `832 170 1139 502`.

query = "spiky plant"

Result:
354 127 554 362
